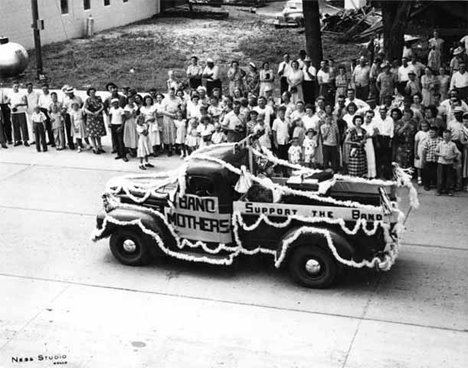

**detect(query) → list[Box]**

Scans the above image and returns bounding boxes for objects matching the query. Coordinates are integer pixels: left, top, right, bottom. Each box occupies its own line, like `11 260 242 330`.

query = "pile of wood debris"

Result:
321 6 382 42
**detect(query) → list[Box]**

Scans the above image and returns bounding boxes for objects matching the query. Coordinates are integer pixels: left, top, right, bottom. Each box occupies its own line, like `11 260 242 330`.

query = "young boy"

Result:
31 106 47 152
50 104 65 150
272 106 290 176
109 98 128 161
421 125 442 190
321 116 340 172
288 137 302 165
434 130 460 196
303 128 317 169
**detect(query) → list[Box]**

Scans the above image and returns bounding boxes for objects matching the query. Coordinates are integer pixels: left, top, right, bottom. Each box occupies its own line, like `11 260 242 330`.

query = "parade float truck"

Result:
92 135 416 288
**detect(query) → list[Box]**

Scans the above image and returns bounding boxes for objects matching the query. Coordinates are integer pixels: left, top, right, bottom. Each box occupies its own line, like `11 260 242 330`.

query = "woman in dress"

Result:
346 115 368 177
334 65 349 104
245 63 260 97
160 87 180 156
363 110 377 178
259 61 275 98
140 96 158 156
421 67 436 107
287 60 304 104
393 109 416 169
436 66 450 101
123 95 138 157
342 102 359 172
227 61 246 97
84 87 106 154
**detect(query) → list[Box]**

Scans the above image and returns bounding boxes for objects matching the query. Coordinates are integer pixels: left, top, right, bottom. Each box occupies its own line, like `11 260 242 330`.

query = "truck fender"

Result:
275 226 355 268
93 207 176 251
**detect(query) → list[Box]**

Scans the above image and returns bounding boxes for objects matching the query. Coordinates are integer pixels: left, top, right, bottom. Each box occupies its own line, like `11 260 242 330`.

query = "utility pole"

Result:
30 0 43 77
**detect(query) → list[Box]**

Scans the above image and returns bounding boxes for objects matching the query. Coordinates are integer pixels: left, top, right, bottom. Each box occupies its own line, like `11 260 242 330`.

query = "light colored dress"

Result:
259 69 275 97
161 97 180 145
136 123 151 158
70 109 87 139
123 105 138 149
363 122 377 178
288 69 304 104
421 75 435 107
140 105 159 147
174 119 187 145
414 130 429 169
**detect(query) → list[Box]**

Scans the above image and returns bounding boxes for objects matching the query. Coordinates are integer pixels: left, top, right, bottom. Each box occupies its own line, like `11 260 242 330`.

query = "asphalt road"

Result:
0 138 467 368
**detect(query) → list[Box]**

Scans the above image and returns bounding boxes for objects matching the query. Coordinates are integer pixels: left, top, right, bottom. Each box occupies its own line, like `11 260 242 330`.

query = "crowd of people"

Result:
1 31 467 194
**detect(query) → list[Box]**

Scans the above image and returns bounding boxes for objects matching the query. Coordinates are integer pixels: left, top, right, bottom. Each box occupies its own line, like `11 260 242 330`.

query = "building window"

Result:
104 0 110 6
84 0 91 10
60 0 69 14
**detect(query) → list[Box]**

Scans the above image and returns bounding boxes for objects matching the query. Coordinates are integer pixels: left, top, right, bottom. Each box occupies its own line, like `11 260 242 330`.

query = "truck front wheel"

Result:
288 246 338 288
109 227 152 266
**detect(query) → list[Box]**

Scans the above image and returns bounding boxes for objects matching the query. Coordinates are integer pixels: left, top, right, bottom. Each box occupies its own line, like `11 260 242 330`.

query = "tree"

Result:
380 0 414 61
303 0 323 69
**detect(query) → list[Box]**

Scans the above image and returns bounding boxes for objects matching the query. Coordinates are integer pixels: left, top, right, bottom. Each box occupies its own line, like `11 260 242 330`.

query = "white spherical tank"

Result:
0 37 29 78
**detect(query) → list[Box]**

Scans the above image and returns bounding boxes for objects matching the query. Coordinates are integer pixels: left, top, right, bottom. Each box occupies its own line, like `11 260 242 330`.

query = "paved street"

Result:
0 138 467 368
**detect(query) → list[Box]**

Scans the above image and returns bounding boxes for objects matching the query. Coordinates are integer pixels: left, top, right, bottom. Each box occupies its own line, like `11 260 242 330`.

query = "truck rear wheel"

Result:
110 227 152 266
288 246 337 288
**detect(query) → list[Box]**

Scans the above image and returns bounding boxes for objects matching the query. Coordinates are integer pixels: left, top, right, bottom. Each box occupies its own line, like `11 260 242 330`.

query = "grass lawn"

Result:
21 7 364 93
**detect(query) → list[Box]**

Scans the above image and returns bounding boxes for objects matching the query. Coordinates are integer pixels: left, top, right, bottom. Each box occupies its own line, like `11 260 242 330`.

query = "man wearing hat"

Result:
450 62 468 102
352 56 371 101
202 58 221 97
63 86 83 150
302 56 316 105
404 70 421 97
376 61 396 104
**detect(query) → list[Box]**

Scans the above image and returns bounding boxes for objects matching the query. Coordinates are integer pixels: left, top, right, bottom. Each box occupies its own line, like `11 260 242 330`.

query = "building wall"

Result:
0 0 160 50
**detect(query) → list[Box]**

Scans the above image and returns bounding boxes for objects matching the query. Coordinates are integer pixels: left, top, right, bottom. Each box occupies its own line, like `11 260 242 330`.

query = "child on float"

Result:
50 103 65 150
70 101 87 153
303 128 317 169
421 125 442 191
414 120 430 185
185 118 199 154
31 105 48 152
288 137 302 166
173 109 187 158
136 115 154 170
211 122 227 144
434 130 460 196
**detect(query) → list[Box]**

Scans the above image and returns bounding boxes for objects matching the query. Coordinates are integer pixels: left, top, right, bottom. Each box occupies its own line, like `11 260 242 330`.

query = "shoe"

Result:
47 141 52 146
1 144 8 149
448 192 454 196
417 177 422 185
168 152 172 157
122 157 129 162
78 147 82 153
24 142 30 147
43 149 48 152
30 141 35 145
51 144 56 148
424 186 430 191
111 150 117 154
14 141 21 146
99 148 105 153
145 163 154 168
114 156 122 160
7 141 12 145
139 165 146 170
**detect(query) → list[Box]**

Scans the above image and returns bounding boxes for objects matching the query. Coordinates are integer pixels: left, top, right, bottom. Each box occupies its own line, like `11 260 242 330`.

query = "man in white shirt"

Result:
278 53 292 95
373 105 394 179
63 86 83 150
317 61 332 104
302 56 316 105
222 101 245 143
25 82 41 145
352 56 371 101
397 57 415 94
428 30 445 53
450 62 468 102
253 96 275 128
344 88 370 113
272 106 290 175
7 82 29 146
38 83 54 146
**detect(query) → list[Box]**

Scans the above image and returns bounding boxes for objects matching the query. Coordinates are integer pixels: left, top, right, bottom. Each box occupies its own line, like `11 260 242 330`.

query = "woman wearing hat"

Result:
84 87 106 154
245 63 260 98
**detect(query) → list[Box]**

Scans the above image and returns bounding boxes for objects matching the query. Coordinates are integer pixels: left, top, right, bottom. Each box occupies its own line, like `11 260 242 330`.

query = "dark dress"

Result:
347 126 368 177
85 96 106 137
393 119 416 169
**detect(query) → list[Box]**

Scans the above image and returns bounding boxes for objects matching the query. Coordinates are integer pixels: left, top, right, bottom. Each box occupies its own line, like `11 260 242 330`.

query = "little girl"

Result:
414 120 430 185
292 119 305 146
288 137 302 165
211 123 227 144
185 118 199 154
303 128 317 168
136 115 154 170
50 104 65 150
173 110 187 158
70 102 87 152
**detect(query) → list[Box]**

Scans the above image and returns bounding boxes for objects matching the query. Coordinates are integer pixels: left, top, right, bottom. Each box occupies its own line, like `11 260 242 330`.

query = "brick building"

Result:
0 0 161 50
